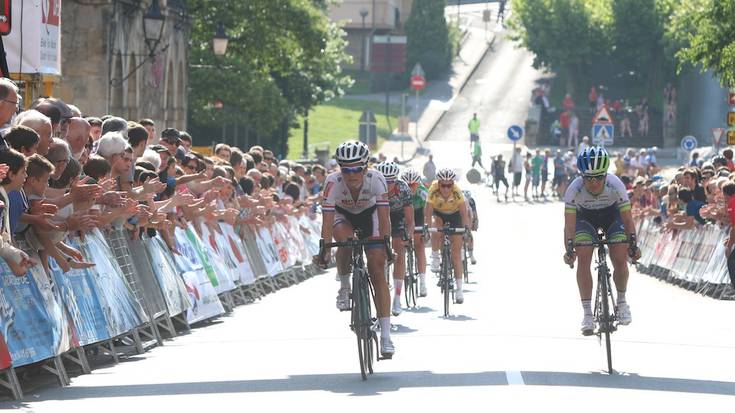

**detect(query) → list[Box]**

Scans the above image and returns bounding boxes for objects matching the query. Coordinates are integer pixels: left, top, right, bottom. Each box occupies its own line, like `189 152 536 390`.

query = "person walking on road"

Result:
523 152 533 201
471 138 484 170
493 154 509 202
423 154 436 185
531 149 544 199
509 146 524 198
468 113 480 142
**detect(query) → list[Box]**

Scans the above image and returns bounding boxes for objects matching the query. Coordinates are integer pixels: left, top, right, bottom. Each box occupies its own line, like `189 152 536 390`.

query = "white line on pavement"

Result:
505 370 525 386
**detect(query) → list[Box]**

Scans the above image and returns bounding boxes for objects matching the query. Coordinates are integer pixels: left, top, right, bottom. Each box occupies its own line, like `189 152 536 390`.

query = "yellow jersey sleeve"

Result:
427 182 464 214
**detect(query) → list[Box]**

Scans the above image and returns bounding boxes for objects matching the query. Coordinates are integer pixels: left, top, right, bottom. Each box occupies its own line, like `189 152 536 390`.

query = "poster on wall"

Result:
4 0 62 75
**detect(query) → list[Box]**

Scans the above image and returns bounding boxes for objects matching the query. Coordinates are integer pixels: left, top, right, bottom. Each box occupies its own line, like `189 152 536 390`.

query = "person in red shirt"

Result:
563 94 574 111
588 87 597 109
724 182 735 288
724 148 735 172
559 110 570 144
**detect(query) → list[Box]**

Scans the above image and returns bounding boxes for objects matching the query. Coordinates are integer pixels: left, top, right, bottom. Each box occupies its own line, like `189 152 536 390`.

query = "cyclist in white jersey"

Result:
563 147 641 335
316 141 395 357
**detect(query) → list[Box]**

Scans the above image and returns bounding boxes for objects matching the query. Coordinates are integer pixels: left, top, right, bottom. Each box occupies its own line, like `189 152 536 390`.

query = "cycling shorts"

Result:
334 206 382 247
574 205 626 244
414 206 425 228
390 211 406 238
432 211 462 231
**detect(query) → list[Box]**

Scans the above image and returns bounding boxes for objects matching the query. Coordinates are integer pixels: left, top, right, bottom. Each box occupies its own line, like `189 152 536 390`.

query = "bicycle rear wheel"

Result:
352 270 372 380
462 243 469 283
405 245 417 307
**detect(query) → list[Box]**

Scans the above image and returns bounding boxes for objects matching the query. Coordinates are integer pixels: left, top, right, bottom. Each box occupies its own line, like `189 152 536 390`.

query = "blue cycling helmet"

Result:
577 146 610 176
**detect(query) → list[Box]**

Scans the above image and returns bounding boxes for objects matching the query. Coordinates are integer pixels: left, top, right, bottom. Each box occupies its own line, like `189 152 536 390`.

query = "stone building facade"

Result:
57 0 188 131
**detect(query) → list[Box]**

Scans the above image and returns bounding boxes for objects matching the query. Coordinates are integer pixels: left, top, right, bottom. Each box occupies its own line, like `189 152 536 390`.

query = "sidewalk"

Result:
377 22 497 163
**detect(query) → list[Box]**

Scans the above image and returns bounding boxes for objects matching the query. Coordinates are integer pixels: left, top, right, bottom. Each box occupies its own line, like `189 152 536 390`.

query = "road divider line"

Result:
505 370 525 385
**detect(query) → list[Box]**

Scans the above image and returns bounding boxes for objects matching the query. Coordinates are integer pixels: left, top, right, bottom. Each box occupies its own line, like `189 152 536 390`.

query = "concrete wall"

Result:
58 0 188 131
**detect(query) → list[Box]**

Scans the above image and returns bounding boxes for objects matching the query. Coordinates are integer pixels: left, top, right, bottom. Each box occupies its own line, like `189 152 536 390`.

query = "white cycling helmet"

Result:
400 168 422 184
335 140 370 165
436 168 457 181
376 161 400 180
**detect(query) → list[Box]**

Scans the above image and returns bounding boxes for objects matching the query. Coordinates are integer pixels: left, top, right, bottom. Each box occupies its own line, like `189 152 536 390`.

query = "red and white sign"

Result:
410 75 426 91
713 128 725 146
729 92 735 106
592 107 614 124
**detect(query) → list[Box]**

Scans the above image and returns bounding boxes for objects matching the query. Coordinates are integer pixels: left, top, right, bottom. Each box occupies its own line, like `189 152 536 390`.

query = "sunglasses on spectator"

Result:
583 174 606 182
341 165 365 174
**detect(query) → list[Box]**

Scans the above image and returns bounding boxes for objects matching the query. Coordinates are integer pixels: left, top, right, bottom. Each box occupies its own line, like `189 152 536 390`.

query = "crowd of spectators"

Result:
0 77 328 279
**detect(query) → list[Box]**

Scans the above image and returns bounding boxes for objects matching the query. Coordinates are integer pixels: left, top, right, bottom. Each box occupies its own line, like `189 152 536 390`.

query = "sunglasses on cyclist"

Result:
385 179 395 185
439 182 454 188
341 165 365 174
583 174 606 182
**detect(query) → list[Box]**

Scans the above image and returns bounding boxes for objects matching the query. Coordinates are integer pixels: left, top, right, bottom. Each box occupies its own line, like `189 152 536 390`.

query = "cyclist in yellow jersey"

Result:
424 168 471 303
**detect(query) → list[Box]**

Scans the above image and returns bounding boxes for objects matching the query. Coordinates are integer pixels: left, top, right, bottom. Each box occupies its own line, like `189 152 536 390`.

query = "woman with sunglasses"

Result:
425 168 471 304
400 168 429 297
315 141 395 358
376 162 414 316
562 147 641 335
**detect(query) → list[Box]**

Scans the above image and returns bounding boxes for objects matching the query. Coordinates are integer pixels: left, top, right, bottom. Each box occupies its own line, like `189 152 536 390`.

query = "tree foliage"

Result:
187 0 352 147
405 0 451 79
673 0 735 87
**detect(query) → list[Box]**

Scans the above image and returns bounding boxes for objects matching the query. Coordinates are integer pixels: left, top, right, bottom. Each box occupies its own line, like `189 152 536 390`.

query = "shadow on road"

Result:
8 370 735 402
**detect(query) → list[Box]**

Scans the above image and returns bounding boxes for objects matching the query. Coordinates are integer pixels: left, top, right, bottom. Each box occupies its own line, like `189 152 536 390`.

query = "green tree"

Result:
508 0 609 94
405 0 451 79
186 0 352 153
673 0 735 87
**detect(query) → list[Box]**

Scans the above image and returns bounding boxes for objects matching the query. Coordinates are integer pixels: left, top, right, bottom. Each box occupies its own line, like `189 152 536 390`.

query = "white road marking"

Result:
505 370 525 385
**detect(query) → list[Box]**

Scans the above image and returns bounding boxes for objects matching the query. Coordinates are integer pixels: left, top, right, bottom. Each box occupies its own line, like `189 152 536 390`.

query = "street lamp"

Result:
143 0 166 57
213 23 229 56
360 8 369 71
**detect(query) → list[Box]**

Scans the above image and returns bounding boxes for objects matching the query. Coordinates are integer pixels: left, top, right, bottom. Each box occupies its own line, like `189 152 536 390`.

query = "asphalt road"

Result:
5 4 735 411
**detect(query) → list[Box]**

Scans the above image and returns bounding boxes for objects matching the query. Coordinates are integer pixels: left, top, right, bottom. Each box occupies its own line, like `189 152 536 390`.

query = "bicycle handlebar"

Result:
322 236 390 250
428 227 467 234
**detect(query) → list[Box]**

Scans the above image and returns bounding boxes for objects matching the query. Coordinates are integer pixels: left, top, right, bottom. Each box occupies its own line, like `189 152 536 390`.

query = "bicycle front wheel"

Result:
598 270 613 374
462 243 469 283
442 247 451 317
352 270 372 380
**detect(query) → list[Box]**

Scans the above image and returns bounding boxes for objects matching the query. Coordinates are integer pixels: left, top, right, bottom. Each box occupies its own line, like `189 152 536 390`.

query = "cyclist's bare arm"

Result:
424 202 434 228
620 209 636 236
377 205 391 238
564 210 576 247
459 201 470 228
321 210 335 243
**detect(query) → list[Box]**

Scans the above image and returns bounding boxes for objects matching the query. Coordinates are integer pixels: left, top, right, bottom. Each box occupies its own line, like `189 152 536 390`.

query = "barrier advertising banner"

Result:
220 224 256 285
145 236 190 317
256 227 283 276
5 0 62 75
173 228 224 324
0 260 70 366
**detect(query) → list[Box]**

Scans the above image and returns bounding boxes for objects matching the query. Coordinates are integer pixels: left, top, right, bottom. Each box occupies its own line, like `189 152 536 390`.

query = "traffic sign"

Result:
713 128 725 146
411 62 425 77
728 111 735 127
483 9 491 22
507 125 523 141
592 123 614 146
592 107 614 124
729 92 735 105
410 75 426 91
680 135 697 152
729 130 735 146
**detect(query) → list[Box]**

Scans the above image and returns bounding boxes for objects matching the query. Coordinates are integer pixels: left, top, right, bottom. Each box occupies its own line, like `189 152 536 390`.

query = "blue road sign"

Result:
507 125 523 142
592 123 614 146
681 135 697 152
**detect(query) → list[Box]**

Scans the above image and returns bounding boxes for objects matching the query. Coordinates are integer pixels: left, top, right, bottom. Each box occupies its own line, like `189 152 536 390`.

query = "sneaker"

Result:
336 288 351 311
430 254 440 272
581 314 594 335
419 275 427 297
391 295 402 316
616 302 632 325
380 337 395 358
455 287 464 304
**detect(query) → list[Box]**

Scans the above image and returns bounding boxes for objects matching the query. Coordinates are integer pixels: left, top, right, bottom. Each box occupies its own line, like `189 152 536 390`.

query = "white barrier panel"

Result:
220 224 256 285
145 236 191 317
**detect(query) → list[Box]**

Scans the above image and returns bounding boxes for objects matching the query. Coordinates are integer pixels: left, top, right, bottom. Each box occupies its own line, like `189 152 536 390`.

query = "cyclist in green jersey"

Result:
401 168 429 296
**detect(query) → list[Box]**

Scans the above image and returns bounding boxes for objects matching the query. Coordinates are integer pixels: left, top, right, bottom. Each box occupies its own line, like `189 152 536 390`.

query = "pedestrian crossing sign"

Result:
592 123 614 146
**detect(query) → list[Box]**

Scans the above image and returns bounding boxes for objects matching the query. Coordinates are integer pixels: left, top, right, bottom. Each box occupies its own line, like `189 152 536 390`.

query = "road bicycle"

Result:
429 226 467 317
567 229 637 374
320 236 392 380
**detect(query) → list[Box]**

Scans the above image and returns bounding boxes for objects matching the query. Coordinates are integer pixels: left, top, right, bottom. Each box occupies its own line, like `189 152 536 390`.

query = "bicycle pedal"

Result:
379 354 393 360
582 329 594 336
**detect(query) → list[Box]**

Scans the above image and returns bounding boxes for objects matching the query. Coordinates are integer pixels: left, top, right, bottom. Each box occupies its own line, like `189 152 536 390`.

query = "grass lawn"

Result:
288 98 401 159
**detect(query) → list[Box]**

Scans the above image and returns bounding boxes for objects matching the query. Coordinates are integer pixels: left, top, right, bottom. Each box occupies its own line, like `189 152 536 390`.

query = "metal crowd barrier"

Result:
0 213 323 400
635 217 735 299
